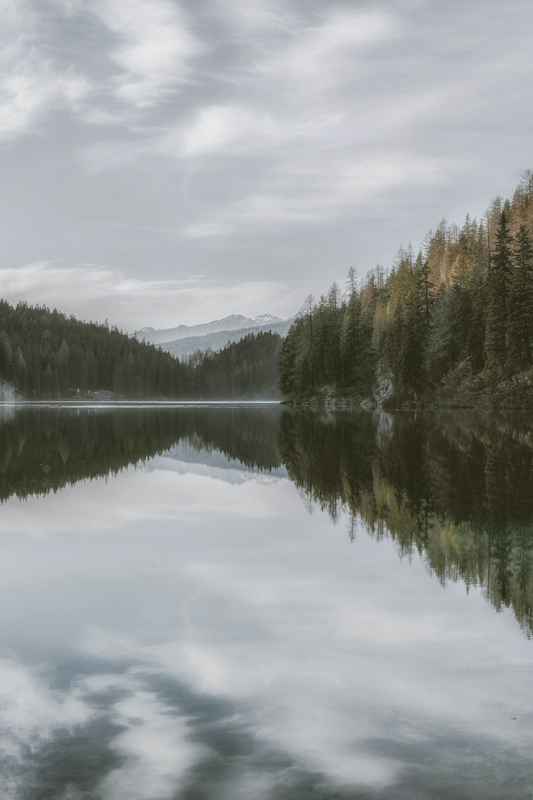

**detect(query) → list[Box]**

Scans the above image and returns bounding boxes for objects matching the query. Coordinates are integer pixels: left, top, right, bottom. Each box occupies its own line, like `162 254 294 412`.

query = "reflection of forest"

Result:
280 410 533 637
0 406 283 502
3 406 533 636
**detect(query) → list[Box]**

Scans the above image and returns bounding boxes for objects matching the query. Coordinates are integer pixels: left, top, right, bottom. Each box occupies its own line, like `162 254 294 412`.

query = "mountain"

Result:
135 313 285 346
135 313 295 359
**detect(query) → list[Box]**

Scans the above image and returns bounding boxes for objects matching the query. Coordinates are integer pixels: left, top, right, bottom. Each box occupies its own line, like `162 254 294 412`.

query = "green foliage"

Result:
0 300 188 399
187 331 283 398
485 210 513 372
280 171 533 402
0 405 284 502
508 225 533 371
0 302 283 400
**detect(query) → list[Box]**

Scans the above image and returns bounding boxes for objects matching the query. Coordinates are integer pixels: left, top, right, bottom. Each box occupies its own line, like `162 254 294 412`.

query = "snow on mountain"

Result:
134 313 288 348
252 313 283 325
163 319 294 360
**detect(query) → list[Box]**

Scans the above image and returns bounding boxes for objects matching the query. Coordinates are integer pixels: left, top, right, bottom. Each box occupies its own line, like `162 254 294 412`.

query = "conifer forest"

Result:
280 171 533 407
0 300 282 401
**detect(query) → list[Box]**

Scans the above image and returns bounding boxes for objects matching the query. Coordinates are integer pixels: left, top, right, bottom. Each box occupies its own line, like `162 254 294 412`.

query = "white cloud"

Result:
183 153 449 235
175 103 343 159
0 0 90 141
92 0 202 108
212 0 290 31
0 262 301 329
259 9 397 90
179 105 265 158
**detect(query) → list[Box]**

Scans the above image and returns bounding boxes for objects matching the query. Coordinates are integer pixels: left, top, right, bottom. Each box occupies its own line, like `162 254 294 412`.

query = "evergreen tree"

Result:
485 210 513 372
508 224 533 370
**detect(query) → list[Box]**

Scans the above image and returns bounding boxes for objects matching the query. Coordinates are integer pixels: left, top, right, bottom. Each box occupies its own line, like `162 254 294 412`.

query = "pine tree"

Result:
485 210 513 372
342 270 362 390
0 331 13 381
508 224 533 370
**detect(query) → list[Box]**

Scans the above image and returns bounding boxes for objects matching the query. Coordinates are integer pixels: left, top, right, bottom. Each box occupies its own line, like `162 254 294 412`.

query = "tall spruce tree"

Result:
485 210 513 372
508 224 533 370
342 269 362 390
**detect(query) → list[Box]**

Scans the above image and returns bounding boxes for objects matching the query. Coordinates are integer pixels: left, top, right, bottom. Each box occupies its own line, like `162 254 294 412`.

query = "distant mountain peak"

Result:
253 313 283 325
134 313 292 347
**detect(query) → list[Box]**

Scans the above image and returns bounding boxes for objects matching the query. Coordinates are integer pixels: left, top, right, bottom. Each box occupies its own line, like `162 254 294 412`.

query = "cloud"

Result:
0 0 202 143
259 9 397 90
92 0 202 108
0 0 90 141
2 0 533 318
183 153 448 236
211 0 291 31
0 262 302 329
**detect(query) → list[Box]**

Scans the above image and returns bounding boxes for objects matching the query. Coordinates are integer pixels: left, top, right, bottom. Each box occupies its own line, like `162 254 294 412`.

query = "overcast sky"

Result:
0 0 532 330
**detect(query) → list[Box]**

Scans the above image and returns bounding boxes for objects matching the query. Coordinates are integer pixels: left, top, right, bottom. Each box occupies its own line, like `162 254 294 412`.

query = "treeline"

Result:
280 171 533 404
0 301 281 399
186 331 282 398
0 301 188 399
0 405 283 501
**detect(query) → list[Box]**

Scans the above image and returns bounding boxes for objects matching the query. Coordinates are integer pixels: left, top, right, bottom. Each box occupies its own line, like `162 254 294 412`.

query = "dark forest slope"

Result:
0 302 282 400
187 331 282 398
0 301 188 399
280 171 533 408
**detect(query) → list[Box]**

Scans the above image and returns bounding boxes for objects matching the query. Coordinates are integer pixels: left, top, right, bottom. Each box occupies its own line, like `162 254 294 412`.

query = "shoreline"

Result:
0 399 282 408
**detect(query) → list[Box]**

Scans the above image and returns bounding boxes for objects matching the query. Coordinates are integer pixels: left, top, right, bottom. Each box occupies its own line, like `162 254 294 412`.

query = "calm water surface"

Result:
0 405 532 799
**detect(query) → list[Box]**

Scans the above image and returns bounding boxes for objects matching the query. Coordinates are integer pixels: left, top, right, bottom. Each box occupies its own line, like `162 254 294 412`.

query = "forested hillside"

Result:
0 301 189 399
0 302 281 400
280 171 533 407
186 331 282 398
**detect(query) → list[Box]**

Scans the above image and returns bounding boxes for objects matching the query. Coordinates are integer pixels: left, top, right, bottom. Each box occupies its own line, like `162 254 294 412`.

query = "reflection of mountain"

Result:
0 406 283 502
3 406 533 635
280 411 533 636
151 443 288 483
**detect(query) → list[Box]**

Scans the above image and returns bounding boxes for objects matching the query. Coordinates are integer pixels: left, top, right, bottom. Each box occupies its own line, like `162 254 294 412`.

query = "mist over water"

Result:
0 406 532 799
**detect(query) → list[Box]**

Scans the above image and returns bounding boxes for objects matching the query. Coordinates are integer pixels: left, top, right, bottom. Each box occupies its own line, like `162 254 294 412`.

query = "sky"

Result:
0 0 532 331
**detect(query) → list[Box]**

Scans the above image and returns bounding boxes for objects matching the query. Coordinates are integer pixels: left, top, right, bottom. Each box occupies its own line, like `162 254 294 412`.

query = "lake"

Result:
0 404 532 799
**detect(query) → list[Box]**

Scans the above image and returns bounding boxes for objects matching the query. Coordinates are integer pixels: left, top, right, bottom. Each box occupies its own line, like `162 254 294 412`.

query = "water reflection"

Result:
0 405 283 502
2 406 533 636
0 406 532 799
280 411 533 637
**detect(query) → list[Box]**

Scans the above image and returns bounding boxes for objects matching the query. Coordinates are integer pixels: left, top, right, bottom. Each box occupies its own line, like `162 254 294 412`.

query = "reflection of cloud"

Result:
76 522 533 792
1 463 532 796
0 660 206 800
0 465 300 537
99 685 205 800
0 658 90 761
